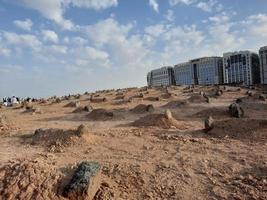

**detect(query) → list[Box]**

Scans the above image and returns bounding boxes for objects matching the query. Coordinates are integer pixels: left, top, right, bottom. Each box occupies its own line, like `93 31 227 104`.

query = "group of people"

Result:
2 96 21 107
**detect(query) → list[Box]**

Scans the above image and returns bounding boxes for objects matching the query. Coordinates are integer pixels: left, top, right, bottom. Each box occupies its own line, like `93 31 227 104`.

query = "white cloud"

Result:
145 24 166 37
83 18 133 46
71 36 88 46
244 14 267 39
42 30 59 43
68 0 118 10
13 18 33 31
3 32 42 51
149 0 159 12
169 0 196 6
169 0 223 13
16 0 118 29
46 45 68 54
0 47 11 57
165 10 175 21
0 64 24 73
17 0 73 30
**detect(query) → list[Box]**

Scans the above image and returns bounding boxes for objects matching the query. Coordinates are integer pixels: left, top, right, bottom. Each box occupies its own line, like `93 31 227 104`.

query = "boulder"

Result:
165 109 173 119
76 124 88 137
146 104 154 112
229 103 244 118
65 101 81 108
246 91 253 97
236 98 242 103
63 161 101 200
259 94 266 101
204 116 214 132
84 105 93 112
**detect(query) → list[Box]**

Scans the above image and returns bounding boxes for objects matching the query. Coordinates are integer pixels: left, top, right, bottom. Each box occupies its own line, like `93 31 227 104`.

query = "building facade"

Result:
259 46 267 84
147 66 175 87
174 57 223 85
223 51 260 85
174 62 194 85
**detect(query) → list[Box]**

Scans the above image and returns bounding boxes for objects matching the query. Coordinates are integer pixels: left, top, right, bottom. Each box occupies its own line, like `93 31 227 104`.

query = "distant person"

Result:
11 96 18 105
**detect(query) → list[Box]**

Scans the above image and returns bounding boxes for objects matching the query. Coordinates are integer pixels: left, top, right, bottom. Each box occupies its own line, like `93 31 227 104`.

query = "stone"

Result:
55 98 61 103
146 104 154 112
65 101 80 108
76 124 88 137
236 98 242 103
229 103 244 118
204 116 214 133
63 161 101 200
84 105 93 112
215 90 223 96
259 94 266 101
165 109 173 119
246 91 253 97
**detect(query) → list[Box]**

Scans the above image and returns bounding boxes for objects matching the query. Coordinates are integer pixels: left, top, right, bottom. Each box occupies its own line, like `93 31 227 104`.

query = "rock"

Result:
65 101 80 108
165 109 173 119
84 105 93 112
55 98 61 103
236 98 242 103
76 124 88 137
146 104 154 112
204 116 214 132
202 93 210 103
229 103 244 118
215 90 223 96
259 94 266 101
246 91 253 97
63 161 101 200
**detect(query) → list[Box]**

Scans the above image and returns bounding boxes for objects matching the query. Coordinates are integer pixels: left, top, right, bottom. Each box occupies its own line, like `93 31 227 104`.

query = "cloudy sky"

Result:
0 0 267 98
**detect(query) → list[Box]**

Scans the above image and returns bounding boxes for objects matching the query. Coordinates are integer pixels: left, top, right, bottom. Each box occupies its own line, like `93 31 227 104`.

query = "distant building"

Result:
223 51 260 85
174 62 194 85
259 46 267 84
147 66 175 87
174 57 223 85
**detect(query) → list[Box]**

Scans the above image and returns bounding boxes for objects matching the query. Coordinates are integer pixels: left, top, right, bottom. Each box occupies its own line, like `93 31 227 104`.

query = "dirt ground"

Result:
0 85 266 200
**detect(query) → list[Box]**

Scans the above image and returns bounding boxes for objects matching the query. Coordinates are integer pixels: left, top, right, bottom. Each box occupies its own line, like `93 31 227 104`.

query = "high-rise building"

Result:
259 46 267 84
173 62 194 85
223 51 260 85
173 57 223 85
147 66 175 87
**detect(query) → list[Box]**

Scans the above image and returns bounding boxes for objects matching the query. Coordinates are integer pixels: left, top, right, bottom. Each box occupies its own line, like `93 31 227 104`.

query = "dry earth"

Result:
0 85 266 200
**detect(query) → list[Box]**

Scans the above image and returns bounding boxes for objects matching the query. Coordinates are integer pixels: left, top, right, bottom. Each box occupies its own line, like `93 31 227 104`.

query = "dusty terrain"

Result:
0 85 266 200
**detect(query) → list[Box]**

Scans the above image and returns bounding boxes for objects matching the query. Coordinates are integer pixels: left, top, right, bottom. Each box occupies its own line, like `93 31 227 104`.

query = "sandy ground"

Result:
0 85 266 200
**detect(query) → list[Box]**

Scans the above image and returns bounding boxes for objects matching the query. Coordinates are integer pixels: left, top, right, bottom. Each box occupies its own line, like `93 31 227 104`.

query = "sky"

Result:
0 0 267 98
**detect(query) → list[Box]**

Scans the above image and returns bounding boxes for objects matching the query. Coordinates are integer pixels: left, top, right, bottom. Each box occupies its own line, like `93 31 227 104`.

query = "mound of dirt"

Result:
29 125 94 152
193 107 228 118
144 96 160 101
73 105 93 113
0 115 15 134
132 110 191 129
90 97 107 103
208 119 267 140
87 109 114 121
161 93 172 99
0 159 65 200
24 106 42 114
130 104 154 114
114 95 125 100
64 101 80 108
0 115 9 133
188 94 209 103
162 100 188 108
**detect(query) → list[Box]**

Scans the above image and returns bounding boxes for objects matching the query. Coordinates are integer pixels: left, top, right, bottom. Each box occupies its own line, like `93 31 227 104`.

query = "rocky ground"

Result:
0 85 266 200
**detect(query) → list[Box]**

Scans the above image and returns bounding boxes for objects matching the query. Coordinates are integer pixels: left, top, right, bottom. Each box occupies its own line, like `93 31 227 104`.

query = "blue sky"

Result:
0 0 267 98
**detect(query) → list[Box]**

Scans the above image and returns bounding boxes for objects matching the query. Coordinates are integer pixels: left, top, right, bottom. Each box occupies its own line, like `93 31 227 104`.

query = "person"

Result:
3 98 8 107
11 96 18 105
